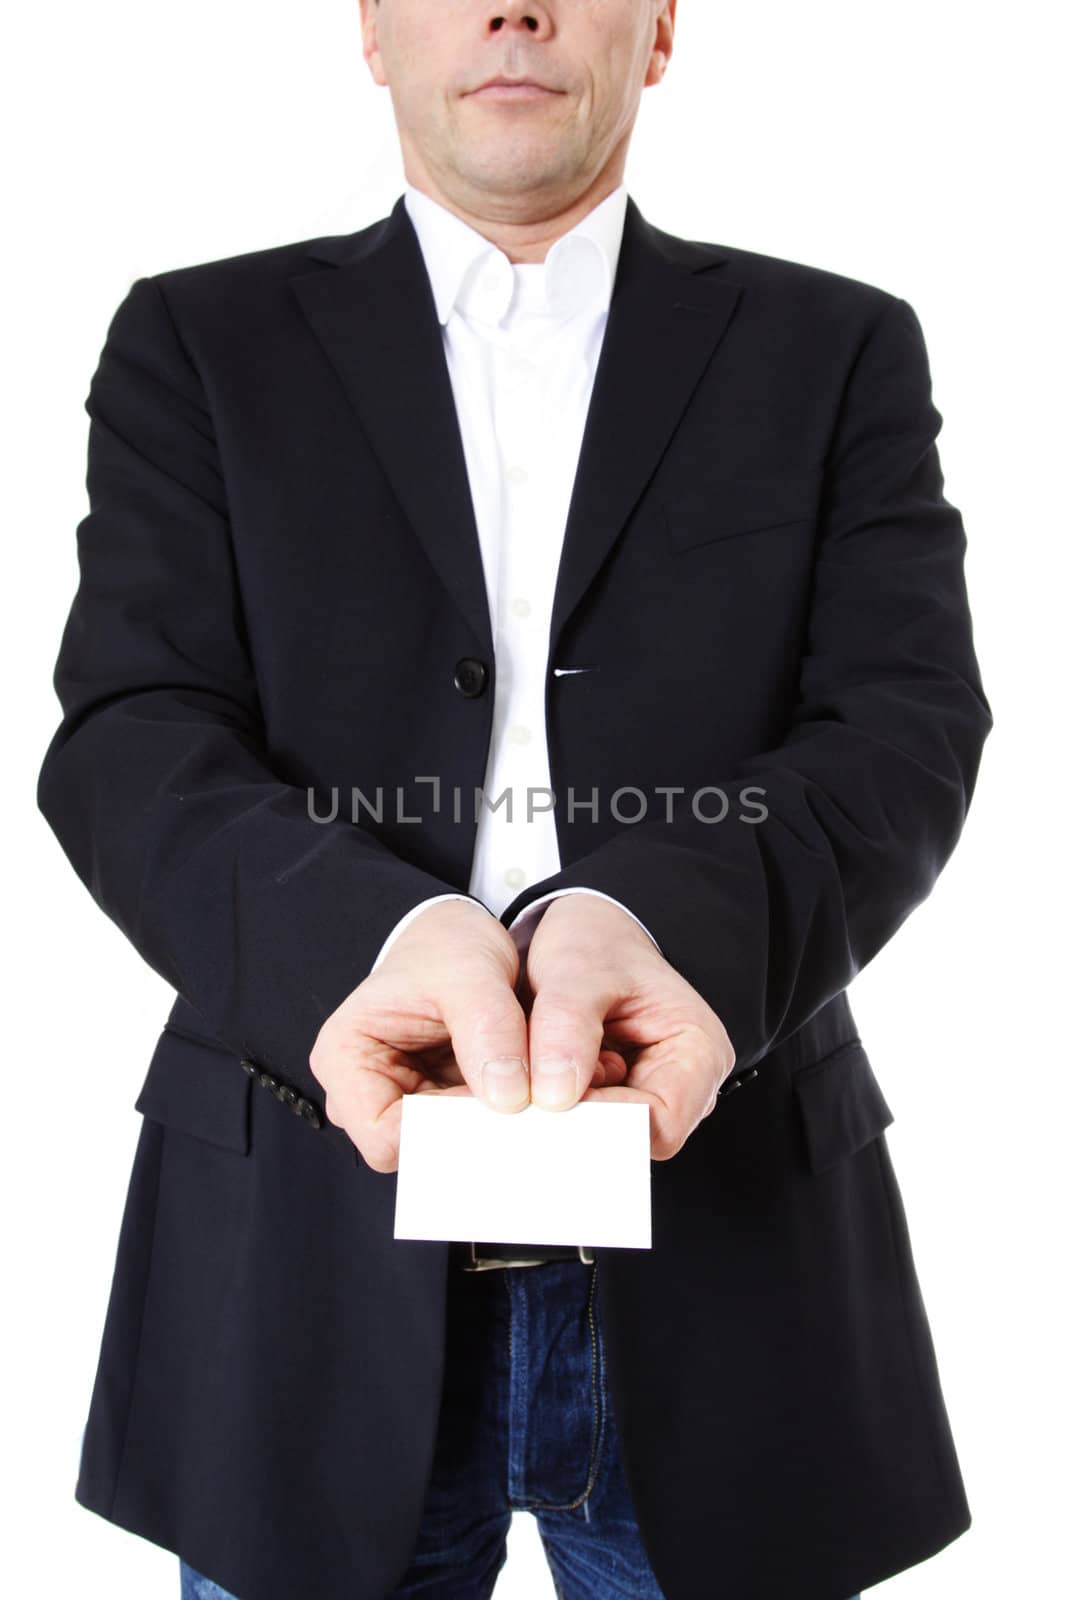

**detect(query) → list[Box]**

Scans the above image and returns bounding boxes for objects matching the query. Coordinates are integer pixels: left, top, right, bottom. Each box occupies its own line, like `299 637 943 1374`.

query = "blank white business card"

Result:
394 1094 652 1249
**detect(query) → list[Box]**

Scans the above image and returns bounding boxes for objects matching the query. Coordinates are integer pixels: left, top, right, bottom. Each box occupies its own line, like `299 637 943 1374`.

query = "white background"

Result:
3 1 1061 1594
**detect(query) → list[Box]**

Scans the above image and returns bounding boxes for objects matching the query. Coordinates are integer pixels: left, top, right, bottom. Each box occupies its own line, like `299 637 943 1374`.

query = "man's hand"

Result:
309 899 531 1172
520 894 735 1161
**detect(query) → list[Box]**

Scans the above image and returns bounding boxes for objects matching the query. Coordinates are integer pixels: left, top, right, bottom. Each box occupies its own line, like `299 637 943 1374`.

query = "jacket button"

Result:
453 658 489 698
719 1066 759 1098
239 1058 257 1076
258 1071 279 1093
296 1098 324 1130
276 1084 297 1106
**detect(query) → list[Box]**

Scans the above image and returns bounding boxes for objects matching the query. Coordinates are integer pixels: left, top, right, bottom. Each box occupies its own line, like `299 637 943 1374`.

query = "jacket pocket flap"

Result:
135 1026 251 1155
793 1040 894 1174
662 470 824 550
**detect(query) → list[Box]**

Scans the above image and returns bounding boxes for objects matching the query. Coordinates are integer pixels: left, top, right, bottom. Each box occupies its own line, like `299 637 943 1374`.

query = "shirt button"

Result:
510 596 531 619
506 464 529 485
504 867 527 889
510 724 531 746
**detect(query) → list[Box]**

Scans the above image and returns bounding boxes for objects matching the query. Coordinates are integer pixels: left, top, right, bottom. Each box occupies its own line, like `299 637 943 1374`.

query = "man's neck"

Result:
400 168 626 264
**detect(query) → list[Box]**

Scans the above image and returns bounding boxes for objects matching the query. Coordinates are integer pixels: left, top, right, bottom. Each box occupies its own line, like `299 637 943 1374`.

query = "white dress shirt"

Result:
370 182 661 971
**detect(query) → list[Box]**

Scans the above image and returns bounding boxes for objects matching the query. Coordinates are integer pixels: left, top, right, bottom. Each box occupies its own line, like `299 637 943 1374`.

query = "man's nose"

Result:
484 2 552 37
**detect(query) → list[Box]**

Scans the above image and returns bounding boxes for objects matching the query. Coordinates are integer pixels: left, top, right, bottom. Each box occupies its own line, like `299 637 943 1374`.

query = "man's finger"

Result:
596 1044 724 1158
577 1080 700 1161
319 1046 416 1172
440 976 532 1112
527 984 617 1110
338 1076 474 1174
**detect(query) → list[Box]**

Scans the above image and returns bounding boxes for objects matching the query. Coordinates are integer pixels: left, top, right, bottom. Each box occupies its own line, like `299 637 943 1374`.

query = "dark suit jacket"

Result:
37 193 993 1600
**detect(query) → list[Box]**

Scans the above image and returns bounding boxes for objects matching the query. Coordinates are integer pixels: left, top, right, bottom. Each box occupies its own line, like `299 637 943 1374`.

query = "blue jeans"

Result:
179 1256 862 1599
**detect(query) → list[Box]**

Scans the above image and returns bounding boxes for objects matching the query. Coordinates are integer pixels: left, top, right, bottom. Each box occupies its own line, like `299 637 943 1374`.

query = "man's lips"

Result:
466 79 564 102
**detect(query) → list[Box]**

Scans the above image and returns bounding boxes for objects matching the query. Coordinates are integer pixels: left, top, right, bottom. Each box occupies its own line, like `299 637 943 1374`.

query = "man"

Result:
37 1 991 1597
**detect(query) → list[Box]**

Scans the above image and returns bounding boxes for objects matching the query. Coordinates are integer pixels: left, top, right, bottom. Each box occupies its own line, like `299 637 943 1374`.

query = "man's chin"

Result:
453 152 579 201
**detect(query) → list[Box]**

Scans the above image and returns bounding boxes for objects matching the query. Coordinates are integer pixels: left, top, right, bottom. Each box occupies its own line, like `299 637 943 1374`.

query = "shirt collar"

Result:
403 182 627 329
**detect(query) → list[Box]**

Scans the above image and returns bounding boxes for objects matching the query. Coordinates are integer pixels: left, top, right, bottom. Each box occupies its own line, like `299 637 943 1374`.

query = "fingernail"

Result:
482 1056 529 1110
532 1057 578 1109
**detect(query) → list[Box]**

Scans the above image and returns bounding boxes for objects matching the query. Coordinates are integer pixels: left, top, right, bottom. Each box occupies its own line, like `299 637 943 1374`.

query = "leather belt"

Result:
450 1240 595 1272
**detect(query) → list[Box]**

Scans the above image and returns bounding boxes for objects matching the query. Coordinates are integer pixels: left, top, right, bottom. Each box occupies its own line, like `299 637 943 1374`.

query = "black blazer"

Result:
37 194 992 1600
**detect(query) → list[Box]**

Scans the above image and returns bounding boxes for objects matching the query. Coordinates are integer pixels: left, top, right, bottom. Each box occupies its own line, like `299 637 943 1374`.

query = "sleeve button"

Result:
296 1099 324 1130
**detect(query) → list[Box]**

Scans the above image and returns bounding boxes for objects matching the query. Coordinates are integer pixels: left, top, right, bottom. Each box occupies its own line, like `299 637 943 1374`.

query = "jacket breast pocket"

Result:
660 469 824 551
134 1025 252 1156
792 1040 894 1174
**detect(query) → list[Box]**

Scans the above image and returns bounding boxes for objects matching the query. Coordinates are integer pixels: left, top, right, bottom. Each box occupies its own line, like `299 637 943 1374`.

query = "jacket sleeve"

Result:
36 274 475 1101
499 294 994 1075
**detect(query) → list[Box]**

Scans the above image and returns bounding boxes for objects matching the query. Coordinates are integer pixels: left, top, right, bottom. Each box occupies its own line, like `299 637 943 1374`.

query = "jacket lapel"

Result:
548 200 741 659
289 200 494 653
289 194 742 665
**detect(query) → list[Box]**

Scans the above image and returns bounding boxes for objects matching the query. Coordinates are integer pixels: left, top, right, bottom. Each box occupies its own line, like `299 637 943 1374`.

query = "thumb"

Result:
528 986 607 1111
441 974 532 1113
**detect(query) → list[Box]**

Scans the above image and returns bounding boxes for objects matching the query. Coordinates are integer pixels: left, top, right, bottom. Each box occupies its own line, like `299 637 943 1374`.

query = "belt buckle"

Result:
463 1243 539 1272
461 1243 595 1272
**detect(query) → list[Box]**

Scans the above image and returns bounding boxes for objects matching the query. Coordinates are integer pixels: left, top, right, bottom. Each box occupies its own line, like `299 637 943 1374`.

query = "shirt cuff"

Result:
506 887 663 960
